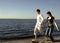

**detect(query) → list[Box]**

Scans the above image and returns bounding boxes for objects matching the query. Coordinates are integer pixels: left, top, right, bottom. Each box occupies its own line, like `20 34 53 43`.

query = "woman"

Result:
45 11 59 42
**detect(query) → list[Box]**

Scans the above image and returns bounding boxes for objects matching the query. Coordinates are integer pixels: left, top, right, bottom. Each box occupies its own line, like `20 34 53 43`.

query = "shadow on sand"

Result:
54 39 60 42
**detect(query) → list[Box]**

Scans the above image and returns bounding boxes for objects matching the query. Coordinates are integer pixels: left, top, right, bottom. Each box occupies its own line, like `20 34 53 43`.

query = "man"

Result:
34 9 44 41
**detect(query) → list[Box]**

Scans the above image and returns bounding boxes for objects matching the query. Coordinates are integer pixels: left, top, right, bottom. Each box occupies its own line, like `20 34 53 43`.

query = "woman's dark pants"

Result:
45 25 54 41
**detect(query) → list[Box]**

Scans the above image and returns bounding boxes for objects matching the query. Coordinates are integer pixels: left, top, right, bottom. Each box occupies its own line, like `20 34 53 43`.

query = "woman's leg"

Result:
45 27 49 41
49 26 54 41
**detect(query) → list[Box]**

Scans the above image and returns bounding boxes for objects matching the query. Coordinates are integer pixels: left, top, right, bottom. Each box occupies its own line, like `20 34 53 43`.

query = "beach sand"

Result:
0 36 60 43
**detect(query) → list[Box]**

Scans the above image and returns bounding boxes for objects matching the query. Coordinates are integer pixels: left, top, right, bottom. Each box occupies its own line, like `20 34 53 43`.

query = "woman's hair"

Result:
36 9 40 13
47 11 53 17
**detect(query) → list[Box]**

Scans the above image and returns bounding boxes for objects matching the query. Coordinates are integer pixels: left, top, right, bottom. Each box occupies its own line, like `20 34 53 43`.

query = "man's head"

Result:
36 9 40 14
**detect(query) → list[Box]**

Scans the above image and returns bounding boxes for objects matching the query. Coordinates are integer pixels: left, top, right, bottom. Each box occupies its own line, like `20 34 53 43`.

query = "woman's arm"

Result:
54 19 59 31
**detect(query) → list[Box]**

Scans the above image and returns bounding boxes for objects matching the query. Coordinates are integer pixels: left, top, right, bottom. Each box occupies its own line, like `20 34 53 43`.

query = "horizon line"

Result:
0 18 59 20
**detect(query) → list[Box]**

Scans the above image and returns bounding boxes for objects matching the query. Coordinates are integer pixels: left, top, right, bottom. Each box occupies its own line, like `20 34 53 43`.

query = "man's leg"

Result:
35 34 38 41
34 27 38 41
38 26 44 35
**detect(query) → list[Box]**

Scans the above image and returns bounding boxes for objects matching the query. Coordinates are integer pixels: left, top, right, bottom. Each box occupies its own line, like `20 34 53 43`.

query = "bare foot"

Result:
45 37 49 41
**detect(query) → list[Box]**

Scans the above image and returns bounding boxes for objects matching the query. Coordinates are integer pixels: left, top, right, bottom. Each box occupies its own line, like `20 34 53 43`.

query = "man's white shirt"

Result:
36 14 44 26
34 14 44 35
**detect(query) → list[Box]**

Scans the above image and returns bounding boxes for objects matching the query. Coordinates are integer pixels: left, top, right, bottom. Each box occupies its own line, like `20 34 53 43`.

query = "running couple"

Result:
34 9 59 42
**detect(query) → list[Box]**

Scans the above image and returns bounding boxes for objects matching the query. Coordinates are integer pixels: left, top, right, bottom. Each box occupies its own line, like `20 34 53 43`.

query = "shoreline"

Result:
0 35 60 43
0 34 60 40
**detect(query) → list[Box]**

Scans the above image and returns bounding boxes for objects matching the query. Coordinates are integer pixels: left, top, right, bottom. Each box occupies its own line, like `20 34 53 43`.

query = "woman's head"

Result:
36 9 40 14
47 11 52 17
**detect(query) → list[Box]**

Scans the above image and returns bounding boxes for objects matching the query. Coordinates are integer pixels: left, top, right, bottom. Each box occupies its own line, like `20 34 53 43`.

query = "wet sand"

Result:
0 36 60 43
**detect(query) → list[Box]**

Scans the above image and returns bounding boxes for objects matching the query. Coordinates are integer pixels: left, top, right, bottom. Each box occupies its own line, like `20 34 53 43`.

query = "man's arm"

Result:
40 15 44 26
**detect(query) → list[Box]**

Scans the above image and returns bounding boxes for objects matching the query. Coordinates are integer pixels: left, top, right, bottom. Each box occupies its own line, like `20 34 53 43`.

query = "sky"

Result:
0 0 60 19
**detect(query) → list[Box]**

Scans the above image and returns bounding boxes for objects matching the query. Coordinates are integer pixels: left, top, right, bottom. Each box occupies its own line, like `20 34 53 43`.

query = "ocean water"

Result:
0 19 60 39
